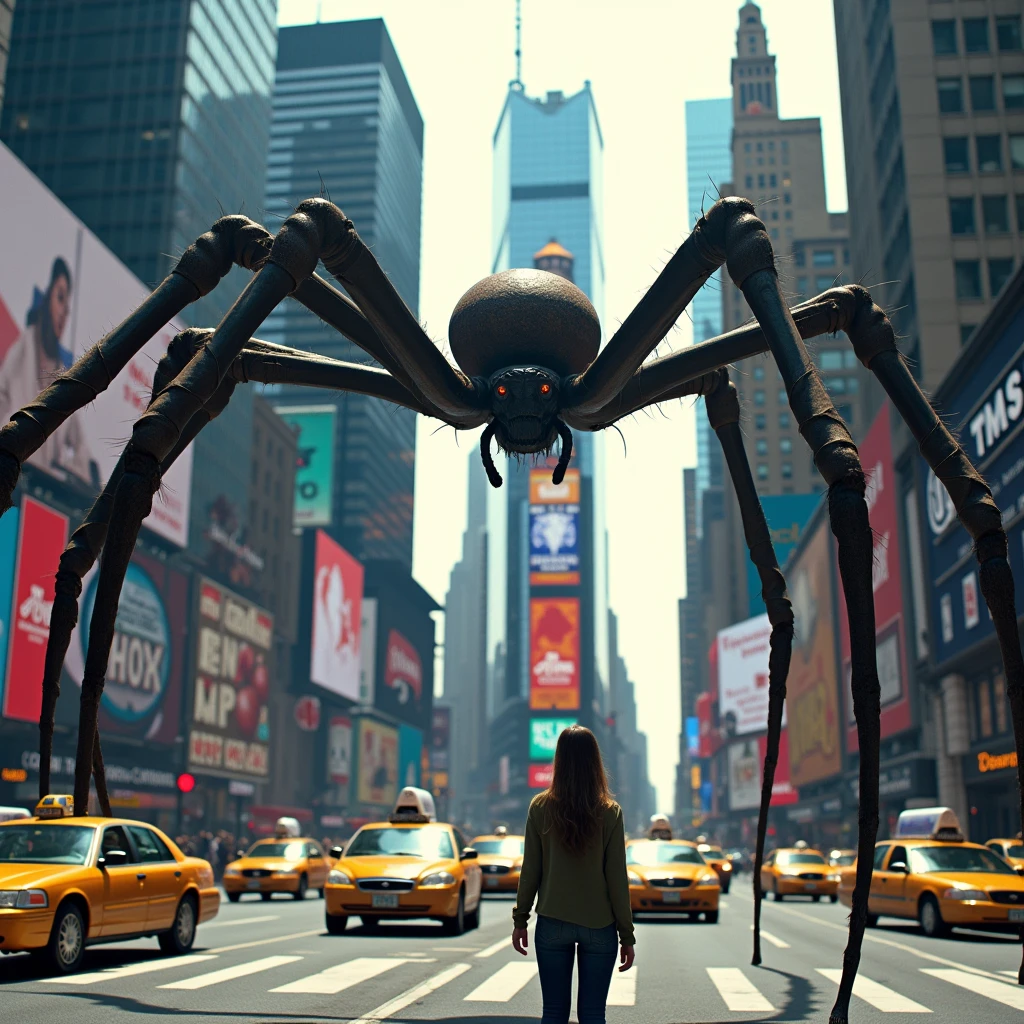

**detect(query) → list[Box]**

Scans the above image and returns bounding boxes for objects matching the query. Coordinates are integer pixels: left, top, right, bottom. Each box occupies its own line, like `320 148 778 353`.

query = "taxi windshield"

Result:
908 846 1015 875
1007 845 1024 858
0 824 95 864
777 852 826 866
627 843 704 866
831 853 856 866
700 846 724 857
473 839 524 855
248 841 305 859
346 826 454 860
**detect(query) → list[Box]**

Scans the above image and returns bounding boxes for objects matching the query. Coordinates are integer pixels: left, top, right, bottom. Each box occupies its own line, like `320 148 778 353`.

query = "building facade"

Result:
261 19 423 569
0 1 14 113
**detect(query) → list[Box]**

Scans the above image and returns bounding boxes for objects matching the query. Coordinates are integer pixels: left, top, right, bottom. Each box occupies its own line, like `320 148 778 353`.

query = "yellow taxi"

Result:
626 838 720 922
470 827 525 894
697 841 734 894
0 795 219 974
223 818 330 902
985 835 1024 874
829 848 857 869
324 788 483 936
837 807 1024 937
761 842 839 902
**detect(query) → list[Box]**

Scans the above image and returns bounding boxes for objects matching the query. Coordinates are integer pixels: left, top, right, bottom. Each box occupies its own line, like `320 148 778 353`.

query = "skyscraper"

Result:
262 19 423 567
0 1 15 113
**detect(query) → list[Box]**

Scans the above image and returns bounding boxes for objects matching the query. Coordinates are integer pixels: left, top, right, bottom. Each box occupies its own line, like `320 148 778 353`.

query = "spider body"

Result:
1 194 1022 1020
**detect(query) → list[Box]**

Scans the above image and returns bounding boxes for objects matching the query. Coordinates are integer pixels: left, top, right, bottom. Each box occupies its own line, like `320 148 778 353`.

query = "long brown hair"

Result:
539 725 613 855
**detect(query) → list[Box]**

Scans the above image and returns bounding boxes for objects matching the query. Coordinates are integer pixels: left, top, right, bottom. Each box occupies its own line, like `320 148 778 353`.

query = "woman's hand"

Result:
618 944 635 972
512 927 529 956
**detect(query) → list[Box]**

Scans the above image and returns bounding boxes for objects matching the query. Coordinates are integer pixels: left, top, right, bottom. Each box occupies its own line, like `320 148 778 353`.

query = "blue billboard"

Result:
685 716 700 757
746 494 821 615
398 723 423 789
0 505 19 713
918 301 1024 664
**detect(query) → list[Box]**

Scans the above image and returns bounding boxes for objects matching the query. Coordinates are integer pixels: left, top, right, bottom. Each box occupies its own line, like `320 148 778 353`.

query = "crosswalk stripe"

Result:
816 968 931 1013
921 968 1024 1010
707 967 774 1012
159 955 302 991
270 956 408 995
1001 970 1019 978
350 963 473 1024
607 967 636 1006
749 924 790 949
474 936 511 958
464 962 537 1001
49 954 217 986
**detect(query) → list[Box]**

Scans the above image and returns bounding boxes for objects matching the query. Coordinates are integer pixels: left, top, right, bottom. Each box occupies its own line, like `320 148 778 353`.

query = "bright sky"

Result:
277 0 847 812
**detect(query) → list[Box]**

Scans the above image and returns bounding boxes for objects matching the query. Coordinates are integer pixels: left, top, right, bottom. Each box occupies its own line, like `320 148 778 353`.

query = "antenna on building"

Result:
511 0 524 91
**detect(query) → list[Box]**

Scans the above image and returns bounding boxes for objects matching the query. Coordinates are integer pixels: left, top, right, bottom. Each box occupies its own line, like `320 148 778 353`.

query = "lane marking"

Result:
720 900 731 910
50 954 217 986
816 967 931 1013
464 961 537 1001
750 924 790 949
1001 970 1019 977
608 966 636 1006
922 968 1024 1011
707 967 774 1012
474 937 511 959
270 956 408 995
206 928 321 954
200 914 280 929
435 946 478 952
159 955 302 991
350 962 473 1024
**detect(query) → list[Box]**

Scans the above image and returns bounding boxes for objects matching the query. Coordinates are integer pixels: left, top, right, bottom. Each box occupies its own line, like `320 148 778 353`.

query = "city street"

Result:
1 888 1023 1023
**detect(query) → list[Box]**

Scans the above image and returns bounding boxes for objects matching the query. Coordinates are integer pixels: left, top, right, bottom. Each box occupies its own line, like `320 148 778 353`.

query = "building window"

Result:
955 259 983 299
812 250 836 267
745 142 752 153
814 275 834 291
847 377 860 394
994 673 1009 734
1011 135 1024 169
845 350 858 368
963 17 990 53
1003 75 1024 110
937 78 964 113
827 376 847 394
769 173 777 187
783 191 791 203
780 438 793 454
754 389 765 406
820 351 843 371
755 413 766 430
794 249 806 267
757 464 769 480
982 194 1009 233
796 275 808 293
745 174 753 188
777 388 788 404
979 677 994 737
758 173 765 187
932 20 958 55
756 438 768 456
969 75 996 112
989 258 1015 297
943 136 970 173
753 365 765 380
961 324 977 345
997 15 1022 51
784 210 792 220
1016 194 1024 231
779 411 791 429
949 196 976 234
976 134 1003 172
781 461 793 479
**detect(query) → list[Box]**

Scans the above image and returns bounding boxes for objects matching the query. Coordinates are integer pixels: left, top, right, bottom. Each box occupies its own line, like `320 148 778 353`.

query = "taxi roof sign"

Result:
389 787 436 824
35 794 74 818
894 807 964 842
274 817 301 838
649 815 673 840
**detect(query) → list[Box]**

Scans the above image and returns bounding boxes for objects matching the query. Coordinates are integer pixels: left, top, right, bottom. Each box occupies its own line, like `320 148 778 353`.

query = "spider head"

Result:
487 365 561 453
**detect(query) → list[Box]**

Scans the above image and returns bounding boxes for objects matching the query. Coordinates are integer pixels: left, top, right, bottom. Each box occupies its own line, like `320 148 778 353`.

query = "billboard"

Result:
398 723 423 788
0 505 19 715
837 405 911 748
188 578 273 779
717 614 783 737
729 731 799 811
529 763 554 789
384 629 423 709
274 405 336 528
529 468 581 586
0 143 192 546
529 598 580 710
430 706 450 771
529 716 577 760
359 598 377 706
685 716 700 757
310 530 363 701
3 497 68 722
355 718 398 806
696 691 714 758
746 494 820 615
61 550 188 743
327 716 352 786
786 519 843 787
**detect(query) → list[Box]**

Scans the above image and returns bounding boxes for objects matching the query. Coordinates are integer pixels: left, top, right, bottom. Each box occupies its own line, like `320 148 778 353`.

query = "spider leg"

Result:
704 368 794 968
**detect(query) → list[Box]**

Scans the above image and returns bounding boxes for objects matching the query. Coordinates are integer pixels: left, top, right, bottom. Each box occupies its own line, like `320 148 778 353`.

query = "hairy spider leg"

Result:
704 369 795 968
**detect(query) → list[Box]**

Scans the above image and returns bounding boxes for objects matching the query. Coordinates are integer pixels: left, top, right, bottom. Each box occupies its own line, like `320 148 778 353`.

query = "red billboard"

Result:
529 598 580 711
3 496 68 722
696 692 714 758
837 405 912 748
529 763 554 789
310 530 363 701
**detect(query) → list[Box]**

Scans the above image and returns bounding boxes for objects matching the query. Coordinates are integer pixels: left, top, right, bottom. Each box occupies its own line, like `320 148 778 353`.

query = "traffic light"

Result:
176 772 196 794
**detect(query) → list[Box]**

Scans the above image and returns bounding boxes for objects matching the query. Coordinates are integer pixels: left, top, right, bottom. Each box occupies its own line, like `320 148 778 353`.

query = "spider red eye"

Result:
496 385 507 396
540 383 551 394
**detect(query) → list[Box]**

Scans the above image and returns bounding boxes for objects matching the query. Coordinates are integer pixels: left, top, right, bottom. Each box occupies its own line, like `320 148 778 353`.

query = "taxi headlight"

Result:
721 862 732 871
327 869 352 885
942 888 988 902
0 889 48 909
828 873 841 882
627 871 644 886
780 872 800 879
224 867 240 876
273 868 298 877
697 872 719 886
419 871 456 888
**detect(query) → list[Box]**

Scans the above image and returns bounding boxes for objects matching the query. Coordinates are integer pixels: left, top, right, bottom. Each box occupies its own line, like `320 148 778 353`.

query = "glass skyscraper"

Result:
260 19 422 568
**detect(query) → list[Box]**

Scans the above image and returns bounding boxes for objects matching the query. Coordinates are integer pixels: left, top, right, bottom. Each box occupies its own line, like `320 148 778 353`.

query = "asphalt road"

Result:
1 879 1023 1023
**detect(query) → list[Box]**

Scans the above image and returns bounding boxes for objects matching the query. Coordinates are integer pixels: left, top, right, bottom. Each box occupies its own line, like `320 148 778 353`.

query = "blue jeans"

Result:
534 915 618 1024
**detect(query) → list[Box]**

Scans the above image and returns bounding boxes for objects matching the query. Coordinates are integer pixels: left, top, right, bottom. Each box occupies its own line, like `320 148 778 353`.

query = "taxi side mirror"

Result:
461 848 479 861
237 850 246 860
889 861 908 873
99 849 129 868
330 846 344 859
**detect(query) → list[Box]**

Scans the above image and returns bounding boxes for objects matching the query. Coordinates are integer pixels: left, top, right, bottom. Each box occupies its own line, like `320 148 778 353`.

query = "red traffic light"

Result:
176 773 196 794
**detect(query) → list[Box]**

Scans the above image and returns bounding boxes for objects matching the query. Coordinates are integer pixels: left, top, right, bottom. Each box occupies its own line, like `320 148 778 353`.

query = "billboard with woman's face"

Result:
310 530 363 701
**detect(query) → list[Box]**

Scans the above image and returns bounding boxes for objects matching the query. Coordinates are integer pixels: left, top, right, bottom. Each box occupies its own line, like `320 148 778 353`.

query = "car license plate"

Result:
486 877 500 888
1010 908 1024 923
247 880 261 890
371 893 399 909
804 883 817 891
662 891 681 904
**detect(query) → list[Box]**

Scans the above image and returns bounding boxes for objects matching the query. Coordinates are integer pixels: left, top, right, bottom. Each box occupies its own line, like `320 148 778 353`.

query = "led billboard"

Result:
529 598 580 711
310 530 363 701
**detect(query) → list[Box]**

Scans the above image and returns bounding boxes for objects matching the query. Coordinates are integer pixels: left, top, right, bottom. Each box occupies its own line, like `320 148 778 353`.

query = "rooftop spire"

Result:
511 0 524 91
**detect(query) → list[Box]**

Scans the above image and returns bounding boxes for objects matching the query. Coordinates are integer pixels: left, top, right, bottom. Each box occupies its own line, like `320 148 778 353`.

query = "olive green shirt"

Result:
513 796 635 946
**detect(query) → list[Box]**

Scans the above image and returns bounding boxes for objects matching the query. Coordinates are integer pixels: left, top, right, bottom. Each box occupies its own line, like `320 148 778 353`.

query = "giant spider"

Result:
0 196 1021 1022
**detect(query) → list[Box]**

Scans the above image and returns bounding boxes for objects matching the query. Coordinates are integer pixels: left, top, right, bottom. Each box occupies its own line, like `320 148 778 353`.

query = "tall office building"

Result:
1 0 278 558
0 1 15 113
262 19 422 567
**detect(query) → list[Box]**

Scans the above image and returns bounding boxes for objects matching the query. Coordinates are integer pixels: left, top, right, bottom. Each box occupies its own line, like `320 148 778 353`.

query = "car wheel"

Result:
442 891 466 936
704 911 719 924
772 887 784 902
293 874 308 901
227 892 241 903
318 888 325 899
721 882 730 894
866 913 879 928
919 895 949 938
360 916 380 930
42 902 86 974
812 895 821 903
465 903 480 930
326 913 348 935
261 892 273 901
159 895 197 955
830 895 838 904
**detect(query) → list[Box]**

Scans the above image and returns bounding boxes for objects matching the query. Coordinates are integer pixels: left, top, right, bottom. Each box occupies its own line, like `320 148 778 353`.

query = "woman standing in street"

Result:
512 725 635 1024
